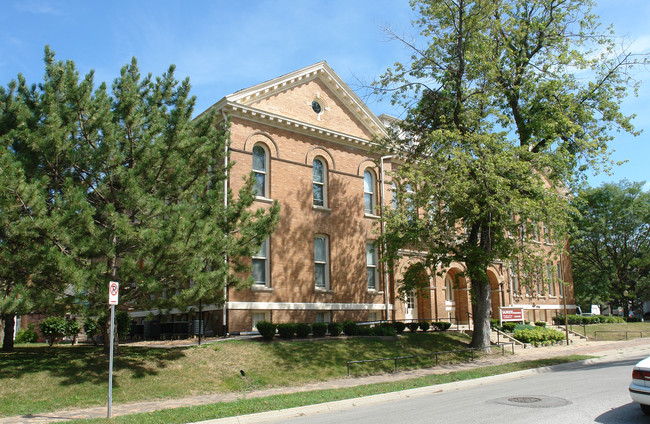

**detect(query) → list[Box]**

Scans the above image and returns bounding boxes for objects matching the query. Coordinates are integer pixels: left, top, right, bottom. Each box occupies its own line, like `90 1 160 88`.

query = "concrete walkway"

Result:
2 338 650 424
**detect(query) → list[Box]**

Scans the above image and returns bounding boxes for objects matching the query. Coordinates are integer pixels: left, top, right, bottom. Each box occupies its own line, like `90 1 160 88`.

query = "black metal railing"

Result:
346 345 506 376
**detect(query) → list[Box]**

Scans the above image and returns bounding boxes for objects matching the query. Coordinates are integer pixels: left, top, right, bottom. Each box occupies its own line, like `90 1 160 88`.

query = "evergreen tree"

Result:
375 0 643 348
2 47 280 352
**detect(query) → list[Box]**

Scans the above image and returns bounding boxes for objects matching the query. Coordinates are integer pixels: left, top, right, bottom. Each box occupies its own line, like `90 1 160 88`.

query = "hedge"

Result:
513 327 565 345
328 322 343 337
312 322 327 337
296 323 311 338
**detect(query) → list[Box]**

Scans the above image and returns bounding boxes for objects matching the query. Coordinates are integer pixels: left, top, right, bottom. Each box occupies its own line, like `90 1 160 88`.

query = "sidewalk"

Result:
3 338 650 424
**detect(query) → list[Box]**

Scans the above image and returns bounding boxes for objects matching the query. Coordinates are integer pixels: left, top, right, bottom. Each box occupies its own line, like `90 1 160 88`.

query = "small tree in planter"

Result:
64 319 81 345
407 322 420 333
393 322 406 334
418 321 430 332
342 320 359 336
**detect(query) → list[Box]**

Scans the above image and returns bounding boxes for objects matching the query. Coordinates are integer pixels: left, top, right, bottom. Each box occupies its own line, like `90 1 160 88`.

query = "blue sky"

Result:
1 0 648 189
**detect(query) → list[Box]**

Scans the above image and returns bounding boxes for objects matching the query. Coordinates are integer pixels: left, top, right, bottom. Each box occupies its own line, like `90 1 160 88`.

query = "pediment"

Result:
222 62 387 141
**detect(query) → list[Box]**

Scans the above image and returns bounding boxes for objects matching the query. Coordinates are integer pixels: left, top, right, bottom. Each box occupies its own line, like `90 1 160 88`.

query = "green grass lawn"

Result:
1 332 486 417
569 321 650 340
62 355 592 424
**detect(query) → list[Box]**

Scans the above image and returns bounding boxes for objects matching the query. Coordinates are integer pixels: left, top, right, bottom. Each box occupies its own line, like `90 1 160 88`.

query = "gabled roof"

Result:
203 61 387 146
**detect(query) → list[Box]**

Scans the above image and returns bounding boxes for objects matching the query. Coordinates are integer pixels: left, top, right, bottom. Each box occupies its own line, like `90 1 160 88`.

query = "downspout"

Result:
380 155 394 321
222 110 229 336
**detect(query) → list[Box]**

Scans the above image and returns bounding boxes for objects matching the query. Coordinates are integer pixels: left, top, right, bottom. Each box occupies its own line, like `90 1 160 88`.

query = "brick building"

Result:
128 61 576 335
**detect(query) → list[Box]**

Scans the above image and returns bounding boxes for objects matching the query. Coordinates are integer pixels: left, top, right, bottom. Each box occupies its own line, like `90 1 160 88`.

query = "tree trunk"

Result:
2 314 15 352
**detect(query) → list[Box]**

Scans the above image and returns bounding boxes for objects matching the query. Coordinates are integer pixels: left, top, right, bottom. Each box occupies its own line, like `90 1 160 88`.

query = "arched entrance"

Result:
445 268 470 325
487 269 502 319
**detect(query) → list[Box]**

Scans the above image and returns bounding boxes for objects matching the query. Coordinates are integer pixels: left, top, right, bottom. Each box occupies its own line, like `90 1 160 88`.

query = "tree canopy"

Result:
0 47 280 351
375 0 643 348
571 180 650 317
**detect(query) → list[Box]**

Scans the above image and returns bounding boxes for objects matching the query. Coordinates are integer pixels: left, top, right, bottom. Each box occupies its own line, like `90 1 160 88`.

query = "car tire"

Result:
641 404 650 415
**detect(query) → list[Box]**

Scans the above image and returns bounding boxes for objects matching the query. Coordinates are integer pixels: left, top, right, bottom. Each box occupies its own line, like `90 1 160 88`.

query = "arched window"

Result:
445 274 454 302
364 170 376 215
252 144 268 198
313 158 327 207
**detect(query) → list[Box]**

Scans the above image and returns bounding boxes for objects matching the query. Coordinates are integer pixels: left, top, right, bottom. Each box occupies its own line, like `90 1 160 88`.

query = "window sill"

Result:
251 286 273 292
255 196 275 204
313 205 331 213
364 213 380 219
367 290 384 295
315 288 334 294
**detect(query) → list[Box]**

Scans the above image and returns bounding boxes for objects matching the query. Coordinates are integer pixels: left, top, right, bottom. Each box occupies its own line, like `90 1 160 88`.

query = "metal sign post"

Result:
108 281 119 418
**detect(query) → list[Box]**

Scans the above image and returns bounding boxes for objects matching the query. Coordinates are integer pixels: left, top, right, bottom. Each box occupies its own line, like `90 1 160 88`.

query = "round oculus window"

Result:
311 100 322 114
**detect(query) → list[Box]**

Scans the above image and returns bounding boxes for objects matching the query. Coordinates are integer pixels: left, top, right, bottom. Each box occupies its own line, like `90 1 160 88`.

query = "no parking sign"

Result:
108 281 119 305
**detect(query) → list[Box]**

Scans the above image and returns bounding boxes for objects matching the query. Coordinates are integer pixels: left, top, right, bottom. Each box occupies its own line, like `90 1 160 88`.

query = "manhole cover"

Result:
508 397 542 403
489 395 572 409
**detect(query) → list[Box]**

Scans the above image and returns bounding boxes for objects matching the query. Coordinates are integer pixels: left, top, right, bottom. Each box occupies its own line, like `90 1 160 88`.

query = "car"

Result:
630 356 650 415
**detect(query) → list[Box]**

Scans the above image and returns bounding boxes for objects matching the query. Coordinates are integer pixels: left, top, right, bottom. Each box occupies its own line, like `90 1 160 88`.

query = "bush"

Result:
256 321 276 340
393 321 406 334
15 323 38 344
513 327 564 345
84 318 100 344
328 322 343 337
501 322 517 333
418 321 430 332
276 323 296 339
39 317 67 346
373 323 397 337
534 321 546 327
296 323 311 338
432 321 452 331
311 322 327 337
490 318 500 328
342 320 359 336
407 322 420 333
64 319 81 344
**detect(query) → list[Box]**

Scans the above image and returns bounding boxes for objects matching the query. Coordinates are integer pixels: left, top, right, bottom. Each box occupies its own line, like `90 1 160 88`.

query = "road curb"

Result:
190 348 649 424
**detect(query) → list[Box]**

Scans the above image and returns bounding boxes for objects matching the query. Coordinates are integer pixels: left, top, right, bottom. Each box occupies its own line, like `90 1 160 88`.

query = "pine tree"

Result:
2 47 280 353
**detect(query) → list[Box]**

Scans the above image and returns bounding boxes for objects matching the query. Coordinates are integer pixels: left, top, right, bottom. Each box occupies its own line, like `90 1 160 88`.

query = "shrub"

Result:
433 321 452 331
393 321 406 334
276 323 296 339
357 325 373 336
534 321 546 327
373 323 397 337
418 321 430 332
501 322 517 333
407 322 420 333
490 318 500 328
328 322 343 337
513 327 564 344
342 320 359 336
64 319 81 344
296 323 311 338
256 321 276 340
311 322 327 337
39 317 67 346
15 323 38 344
84 318 100 344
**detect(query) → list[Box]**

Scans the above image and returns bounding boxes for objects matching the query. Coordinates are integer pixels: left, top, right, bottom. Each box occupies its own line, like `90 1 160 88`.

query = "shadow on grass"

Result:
262 332 475 377
0 345 187 387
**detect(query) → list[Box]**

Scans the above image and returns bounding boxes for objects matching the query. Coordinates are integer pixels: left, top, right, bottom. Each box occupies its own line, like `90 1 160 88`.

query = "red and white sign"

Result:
500 307 524 322
108 281 119 305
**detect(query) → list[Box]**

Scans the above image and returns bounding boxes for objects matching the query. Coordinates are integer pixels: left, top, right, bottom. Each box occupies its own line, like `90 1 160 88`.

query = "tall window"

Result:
557 262 563 296
391 181 398 210
314 235 329 289
364 170 375 214
511 260 519 294
252 144 268 197
366 242 378 290
547 262 555 296
406 183 415 222
313 158 326 207
445 274 454 302
252 238 269 287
